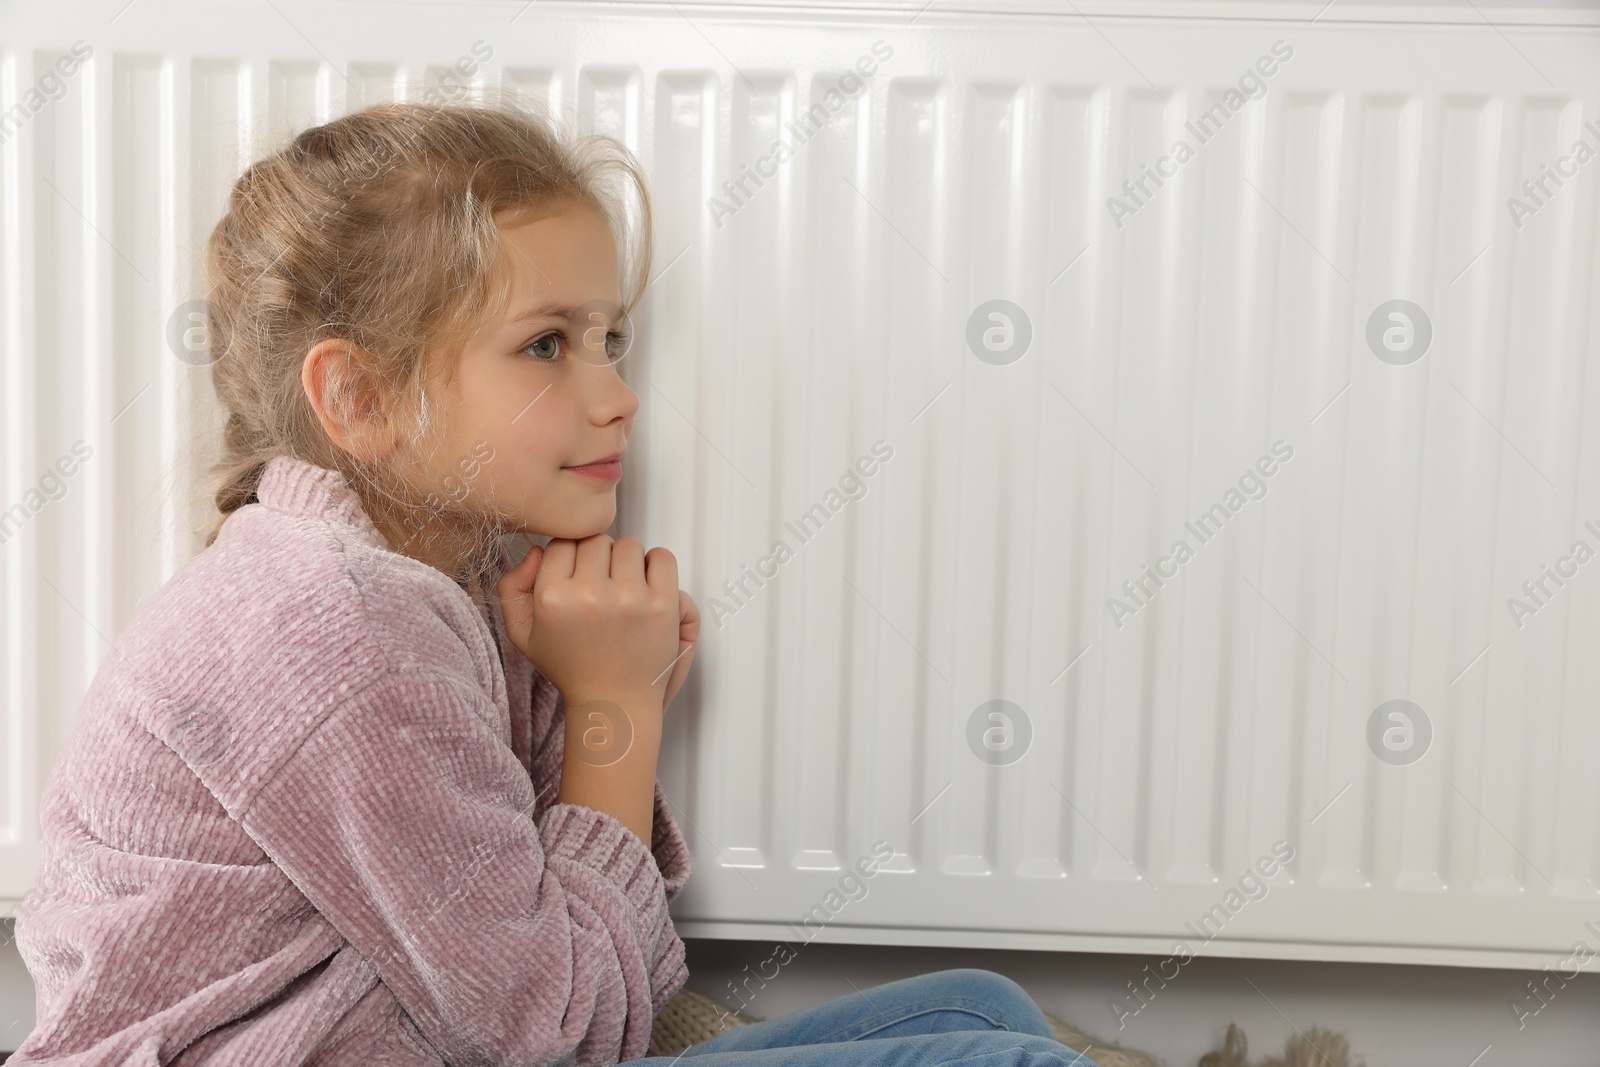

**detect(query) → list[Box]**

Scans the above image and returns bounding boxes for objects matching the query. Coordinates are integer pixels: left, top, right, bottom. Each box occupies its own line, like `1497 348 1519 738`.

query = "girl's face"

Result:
420 198 640 540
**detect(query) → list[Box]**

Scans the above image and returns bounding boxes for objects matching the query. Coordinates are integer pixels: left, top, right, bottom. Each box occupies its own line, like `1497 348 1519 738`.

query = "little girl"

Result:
10 98 1093 1067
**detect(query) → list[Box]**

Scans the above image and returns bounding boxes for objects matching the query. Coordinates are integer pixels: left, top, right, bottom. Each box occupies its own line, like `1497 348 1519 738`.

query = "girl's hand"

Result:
496 534 682 710
661 590 699 710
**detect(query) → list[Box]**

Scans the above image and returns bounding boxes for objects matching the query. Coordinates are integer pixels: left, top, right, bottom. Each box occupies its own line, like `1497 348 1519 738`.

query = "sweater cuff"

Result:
651 781 692 902
538 802 668 927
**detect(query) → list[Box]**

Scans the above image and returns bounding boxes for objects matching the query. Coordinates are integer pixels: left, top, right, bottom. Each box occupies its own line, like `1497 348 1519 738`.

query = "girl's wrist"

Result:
561 684 664 716
557 694 664 844
561 690 663 764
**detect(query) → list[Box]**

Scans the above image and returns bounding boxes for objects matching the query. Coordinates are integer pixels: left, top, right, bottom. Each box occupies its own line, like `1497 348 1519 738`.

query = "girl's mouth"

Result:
563 452 623 482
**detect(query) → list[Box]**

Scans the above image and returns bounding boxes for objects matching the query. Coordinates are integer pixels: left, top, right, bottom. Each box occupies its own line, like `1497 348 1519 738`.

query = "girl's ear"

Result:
300 338 400 462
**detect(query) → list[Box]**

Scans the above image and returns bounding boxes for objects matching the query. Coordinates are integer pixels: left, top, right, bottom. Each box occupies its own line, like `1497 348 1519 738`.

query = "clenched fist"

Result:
496 534 698 711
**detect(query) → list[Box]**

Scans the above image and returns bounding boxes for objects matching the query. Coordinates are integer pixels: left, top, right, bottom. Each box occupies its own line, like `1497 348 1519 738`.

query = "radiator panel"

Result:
1 3 1597 970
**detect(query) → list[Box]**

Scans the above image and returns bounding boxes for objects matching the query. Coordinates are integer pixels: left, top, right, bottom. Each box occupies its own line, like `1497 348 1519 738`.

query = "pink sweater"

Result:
10 455 692 1066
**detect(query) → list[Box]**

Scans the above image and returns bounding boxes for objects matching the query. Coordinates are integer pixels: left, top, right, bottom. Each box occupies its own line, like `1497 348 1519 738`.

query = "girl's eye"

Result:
522 333 562 362
604 329 629 362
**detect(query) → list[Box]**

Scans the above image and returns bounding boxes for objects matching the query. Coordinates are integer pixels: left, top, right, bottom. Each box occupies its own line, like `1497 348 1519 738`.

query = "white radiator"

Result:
3 1 1599 974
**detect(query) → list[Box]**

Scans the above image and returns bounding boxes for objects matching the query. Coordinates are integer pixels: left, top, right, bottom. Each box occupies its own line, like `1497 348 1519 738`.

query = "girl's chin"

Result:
519 506 618 541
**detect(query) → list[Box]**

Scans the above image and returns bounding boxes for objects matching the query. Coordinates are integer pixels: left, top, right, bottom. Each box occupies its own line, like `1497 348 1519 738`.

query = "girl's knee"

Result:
938 1031 1100 1067
872 968 1054 1041
941 968 1054 1039
937 968 1032 1005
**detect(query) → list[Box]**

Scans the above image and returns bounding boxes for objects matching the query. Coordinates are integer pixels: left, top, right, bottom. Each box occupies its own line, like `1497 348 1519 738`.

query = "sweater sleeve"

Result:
237 668 687 1067
650 779 692 906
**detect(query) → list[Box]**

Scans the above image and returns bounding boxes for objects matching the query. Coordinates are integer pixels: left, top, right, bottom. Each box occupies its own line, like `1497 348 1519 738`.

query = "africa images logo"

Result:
1106 40 1294 229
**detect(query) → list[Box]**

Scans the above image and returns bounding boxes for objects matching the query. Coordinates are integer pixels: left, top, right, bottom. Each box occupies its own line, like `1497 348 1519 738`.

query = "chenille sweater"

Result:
9 454 692 1066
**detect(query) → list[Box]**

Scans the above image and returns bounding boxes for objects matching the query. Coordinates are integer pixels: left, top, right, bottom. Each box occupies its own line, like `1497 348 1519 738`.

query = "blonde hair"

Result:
196 94 653 593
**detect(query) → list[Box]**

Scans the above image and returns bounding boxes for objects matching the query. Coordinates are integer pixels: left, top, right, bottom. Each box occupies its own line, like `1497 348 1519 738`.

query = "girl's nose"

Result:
593 366 639 428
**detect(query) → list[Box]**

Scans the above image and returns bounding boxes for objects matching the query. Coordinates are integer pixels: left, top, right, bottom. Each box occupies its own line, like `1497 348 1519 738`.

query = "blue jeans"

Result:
626 968 1100 1066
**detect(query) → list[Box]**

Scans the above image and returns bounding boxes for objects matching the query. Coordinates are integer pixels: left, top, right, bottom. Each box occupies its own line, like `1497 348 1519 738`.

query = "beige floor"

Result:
677 937 1600 1067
